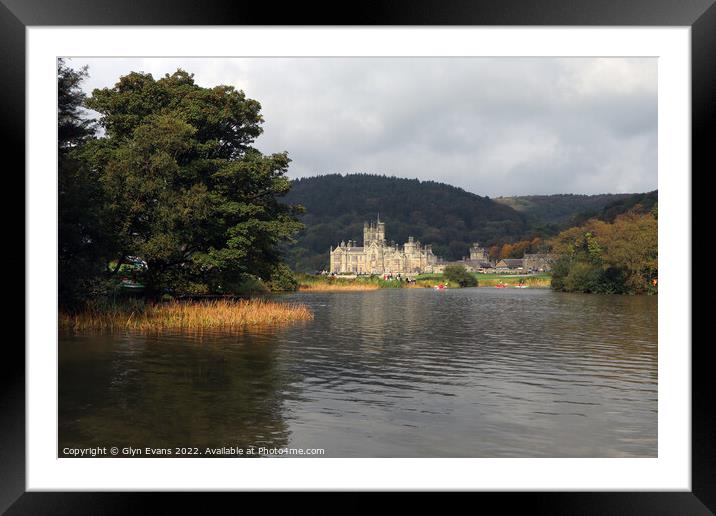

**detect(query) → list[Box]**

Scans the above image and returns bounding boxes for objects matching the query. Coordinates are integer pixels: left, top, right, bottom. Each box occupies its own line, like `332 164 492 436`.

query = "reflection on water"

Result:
59 289 657 457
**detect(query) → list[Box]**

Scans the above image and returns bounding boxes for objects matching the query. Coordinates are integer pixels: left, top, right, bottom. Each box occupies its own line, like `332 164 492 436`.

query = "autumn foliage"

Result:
549 207 657 294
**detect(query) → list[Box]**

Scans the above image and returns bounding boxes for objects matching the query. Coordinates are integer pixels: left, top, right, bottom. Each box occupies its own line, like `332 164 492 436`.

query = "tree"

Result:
266 263 299 292
58 59 95 148
58 59 105 307
443 265 478 287
280 174 531 270
549 209 657 294
81 69 303 298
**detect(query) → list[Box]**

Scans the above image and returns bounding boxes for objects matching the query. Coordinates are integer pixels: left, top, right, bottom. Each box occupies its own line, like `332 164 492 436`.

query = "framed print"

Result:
4 0 713 512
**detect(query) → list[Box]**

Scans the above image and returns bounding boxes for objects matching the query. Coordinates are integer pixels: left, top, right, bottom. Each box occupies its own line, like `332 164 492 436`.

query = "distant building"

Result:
495 258 524 272
522 253 558 272
329 217 439 274
448 259 495 274
475 261 494 273
469 242 490 262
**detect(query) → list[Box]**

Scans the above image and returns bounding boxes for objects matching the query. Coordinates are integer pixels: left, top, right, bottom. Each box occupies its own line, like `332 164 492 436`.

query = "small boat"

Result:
494 283 507 288
433 284 447 290
515 284 528 289
120 278 145 290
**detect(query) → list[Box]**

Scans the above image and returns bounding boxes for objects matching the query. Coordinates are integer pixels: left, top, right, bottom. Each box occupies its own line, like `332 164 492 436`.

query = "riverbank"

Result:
297 272 552 290
59 298 314 333
475 274 551 288
297 274 397 291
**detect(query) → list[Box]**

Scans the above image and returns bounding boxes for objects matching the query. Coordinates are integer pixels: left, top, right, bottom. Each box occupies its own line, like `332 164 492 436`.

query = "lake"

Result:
59 288 657 457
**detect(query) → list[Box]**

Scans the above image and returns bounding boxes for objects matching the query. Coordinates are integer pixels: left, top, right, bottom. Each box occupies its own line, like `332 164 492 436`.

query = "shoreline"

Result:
297 272 552 291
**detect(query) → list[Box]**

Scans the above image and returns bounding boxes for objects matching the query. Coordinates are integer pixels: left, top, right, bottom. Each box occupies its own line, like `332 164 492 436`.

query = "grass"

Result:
297 274 389 291
298 273 459 290
296 272 553 290
59 298 314 333
299 282 380 291
477 274 551 288
414 272 552 288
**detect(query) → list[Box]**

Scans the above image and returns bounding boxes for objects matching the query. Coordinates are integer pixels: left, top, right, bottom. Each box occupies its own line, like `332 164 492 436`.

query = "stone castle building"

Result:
329 217 439 274
469 242 490 262
522 253 558 272
434 242 493 273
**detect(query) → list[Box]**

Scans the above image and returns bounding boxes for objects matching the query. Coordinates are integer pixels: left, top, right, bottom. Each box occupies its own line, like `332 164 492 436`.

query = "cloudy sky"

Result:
65 57 657 197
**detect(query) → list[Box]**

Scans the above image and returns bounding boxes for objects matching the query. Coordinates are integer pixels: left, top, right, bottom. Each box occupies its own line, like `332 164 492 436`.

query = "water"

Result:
59 288 657 457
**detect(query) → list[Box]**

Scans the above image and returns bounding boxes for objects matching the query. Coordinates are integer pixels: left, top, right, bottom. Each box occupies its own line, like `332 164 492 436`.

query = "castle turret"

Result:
376 215 385 243
470 242 489 261
364 217 385 245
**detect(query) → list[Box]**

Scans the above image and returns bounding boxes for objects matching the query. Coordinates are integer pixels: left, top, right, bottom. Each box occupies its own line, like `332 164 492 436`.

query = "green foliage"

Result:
443 265 478 287
267 263 299 292
280 175 658 272
231 274 270 295
282 174 530 270
494 193 635 226
375 278 406 288
551 210 657 295
58 59 95 148
58 59 108 308
549 257 570 291
58 66 302 306
552 260 630 295
562 261 606 293
86 69 302 297
570 191 658 226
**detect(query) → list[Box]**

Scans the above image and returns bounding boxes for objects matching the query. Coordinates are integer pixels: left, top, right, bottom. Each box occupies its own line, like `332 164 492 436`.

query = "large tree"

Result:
58 59 105 307
81 69 302 297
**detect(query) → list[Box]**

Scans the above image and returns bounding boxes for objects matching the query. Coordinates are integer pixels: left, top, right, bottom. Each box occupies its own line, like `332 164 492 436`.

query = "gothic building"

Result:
329 218 439 274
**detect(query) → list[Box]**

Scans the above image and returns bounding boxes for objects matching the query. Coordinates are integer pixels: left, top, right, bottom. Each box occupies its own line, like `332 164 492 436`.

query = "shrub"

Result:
267 263 299 292
443 265 478 287
563 262 604 293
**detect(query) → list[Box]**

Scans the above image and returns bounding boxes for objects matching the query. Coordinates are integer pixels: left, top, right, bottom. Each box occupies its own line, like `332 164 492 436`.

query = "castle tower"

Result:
376 215 385 243
470 242 489 262
363 221 374 245
364 217 385 246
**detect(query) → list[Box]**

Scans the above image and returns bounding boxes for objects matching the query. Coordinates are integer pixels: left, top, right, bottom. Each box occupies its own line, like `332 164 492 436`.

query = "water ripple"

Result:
59 288 657 457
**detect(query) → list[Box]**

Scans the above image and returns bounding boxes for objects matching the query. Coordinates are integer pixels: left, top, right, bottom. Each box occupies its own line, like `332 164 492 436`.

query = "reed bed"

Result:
60 299 313 333
478 275 551 288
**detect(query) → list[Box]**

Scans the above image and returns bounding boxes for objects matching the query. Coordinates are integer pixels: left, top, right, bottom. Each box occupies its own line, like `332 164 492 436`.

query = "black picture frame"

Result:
3 0 711 512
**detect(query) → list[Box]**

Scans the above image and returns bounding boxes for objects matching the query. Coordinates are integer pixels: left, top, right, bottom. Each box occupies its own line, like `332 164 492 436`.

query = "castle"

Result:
329 217 439 274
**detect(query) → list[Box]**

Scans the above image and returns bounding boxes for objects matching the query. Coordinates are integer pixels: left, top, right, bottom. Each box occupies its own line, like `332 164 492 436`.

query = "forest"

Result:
282 173 656 272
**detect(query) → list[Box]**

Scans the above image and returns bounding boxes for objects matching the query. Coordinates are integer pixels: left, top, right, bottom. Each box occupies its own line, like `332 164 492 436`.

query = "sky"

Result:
65 57 657 197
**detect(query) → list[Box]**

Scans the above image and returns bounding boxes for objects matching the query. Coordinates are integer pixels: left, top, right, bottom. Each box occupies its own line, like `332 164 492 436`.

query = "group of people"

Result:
318 270 425 284
381 273 416 284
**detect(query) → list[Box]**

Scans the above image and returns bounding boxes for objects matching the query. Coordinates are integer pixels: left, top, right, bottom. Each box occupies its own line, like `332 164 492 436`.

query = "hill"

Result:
282 174 529 271
493 193 636 226
569 190 658 226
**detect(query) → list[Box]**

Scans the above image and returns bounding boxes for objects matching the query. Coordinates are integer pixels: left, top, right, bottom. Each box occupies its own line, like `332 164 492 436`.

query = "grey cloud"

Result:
64 57 657 197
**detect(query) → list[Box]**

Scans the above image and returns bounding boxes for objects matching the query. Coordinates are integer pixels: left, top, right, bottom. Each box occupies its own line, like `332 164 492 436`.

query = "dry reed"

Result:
478 276 551 288
59 299 313 333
